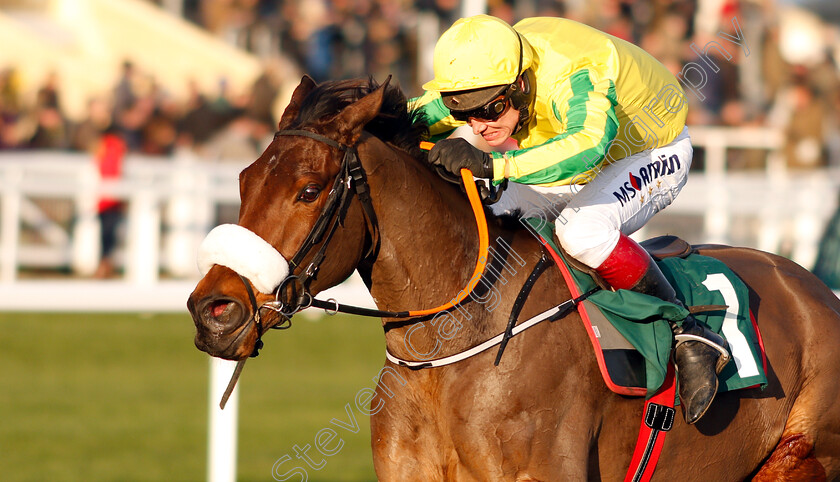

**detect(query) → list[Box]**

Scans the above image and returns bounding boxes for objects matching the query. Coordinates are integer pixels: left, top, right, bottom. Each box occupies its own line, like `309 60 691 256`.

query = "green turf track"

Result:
0 311 384 481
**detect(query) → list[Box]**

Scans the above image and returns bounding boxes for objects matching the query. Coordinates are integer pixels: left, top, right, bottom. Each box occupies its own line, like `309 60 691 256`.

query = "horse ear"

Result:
278 75 317 129
334 76 391 146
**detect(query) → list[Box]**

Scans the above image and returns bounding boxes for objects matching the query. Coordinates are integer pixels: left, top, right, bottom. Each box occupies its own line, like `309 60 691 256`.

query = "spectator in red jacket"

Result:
94 128 127 279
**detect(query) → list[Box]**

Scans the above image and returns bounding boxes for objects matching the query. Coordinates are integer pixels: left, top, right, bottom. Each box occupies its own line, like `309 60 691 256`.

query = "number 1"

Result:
701 273 760 378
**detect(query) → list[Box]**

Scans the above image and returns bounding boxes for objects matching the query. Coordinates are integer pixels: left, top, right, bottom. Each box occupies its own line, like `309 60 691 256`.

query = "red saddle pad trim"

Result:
540 236 647 397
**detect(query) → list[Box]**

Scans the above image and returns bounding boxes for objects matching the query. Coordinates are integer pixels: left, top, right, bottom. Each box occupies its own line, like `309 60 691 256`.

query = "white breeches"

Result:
490 127 693 268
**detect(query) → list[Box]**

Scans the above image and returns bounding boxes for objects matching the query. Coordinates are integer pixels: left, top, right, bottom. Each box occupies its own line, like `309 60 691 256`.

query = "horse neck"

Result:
358 137 535 357
360 138 481 311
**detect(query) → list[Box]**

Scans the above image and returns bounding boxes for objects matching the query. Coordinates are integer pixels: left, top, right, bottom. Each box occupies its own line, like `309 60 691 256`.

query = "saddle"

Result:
524 219 768 399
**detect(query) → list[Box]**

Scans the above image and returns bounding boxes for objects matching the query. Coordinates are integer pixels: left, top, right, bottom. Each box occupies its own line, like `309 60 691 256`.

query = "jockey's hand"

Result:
428 138 493 179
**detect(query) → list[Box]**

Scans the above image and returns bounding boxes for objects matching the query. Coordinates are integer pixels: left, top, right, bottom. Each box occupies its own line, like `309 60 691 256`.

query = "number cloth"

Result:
527 219 767 397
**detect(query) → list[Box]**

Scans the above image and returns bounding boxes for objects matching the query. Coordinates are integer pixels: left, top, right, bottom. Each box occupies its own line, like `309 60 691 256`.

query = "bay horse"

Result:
188 76 840 480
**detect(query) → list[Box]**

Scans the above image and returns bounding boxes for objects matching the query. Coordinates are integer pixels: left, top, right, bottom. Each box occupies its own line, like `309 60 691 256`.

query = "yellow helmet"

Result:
422 15 533 94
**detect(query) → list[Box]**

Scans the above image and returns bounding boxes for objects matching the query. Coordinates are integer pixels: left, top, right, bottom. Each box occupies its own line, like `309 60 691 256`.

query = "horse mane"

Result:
291 77 523 231
292 77 429 160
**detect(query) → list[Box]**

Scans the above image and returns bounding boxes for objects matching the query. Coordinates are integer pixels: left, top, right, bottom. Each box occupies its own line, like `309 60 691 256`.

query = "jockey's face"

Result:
468 102 520 148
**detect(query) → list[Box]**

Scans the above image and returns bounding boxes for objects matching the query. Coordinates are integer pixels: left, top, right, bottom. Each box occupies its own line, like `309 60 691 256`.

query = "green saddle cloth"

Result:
527 219 768 397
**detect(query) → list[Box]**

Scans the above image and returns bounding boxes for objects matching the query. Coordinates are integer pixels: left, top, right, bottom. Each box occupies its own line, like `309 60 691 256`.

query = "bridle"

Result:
216 126 442 409
238 128 381 356
239 126 519 356
217 127 590 409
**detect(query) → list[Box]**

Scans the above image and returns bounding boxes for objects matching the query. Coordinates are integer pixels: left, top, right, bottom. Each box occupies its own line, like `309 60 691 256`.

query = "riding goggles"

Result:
449 88 512 122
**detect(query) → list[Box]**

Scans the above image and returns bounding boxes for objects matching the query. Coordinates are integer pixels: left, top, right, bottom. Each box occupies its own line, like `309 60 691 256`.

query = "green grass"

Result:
0 311 384 481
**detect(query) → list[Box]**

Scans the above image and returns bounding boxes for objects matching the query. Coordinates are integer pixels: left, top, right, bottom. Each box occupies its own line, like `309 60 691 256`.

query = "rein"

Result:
217 131 590 408
308 164 491 319
240 130 492 329
218 131 494 408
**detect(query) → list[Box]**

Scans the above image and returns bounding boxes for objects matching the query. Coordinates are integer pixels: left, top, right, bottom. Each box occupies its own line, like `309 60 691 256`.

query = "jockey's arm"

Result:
492 68 619 186
408 91 464 142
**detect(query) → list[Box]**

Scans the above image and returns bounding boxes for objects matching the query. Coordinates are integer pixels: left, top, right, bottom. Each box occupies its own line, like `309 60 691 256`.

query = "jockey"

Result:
412 14 730 424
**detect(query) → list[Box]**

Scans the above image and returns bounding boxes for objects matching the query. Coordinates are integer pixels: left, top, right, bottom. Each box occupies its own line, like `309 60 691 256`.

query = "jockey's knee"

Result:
555 214 620 269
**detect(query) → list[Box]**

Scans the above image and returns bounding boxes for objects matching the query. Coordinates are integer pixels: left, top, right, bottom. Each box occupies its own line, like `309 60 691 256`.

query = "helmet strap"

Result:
511 70 534 133
509 33 533 134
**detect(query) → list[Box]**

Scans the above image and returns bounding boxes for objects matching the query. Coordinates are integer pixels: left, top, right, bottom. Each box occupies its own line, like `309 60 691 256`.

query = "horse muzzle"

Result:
188 223 294 359
188 289 258 360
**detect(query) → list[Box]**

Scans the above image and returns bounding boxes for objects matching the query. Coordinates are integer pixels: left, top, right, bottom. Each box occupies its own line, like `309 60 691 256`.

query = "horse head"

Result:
187 75 398 360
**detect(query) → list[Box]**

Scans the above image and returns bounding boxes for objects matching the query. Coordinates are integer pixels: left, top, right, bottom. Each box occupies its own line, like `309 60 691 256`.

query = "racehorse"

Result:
188 76 840 480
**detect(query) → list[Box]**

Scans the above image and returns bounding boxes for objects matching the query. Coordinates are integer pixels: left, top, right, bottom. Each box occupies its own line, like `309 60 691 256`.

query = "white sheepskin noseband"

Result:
197 224 290 294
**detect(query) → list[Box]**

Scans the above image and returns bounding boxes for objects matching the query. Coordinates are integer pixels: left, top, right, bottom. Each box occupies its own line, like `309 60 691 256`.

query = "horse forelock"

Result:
289 77 429 161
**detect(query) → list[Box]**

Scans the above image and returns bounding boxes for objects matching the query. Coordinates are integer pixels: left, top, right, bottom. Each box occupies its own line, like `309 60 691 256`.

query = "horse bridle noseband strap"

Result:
235 129 381 353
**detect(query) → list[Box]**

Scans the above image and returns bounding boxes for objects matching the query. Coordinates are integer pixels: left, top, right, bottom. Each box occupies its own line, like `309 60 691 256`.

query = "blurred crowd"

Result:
0 59 282 160
1 0 839 168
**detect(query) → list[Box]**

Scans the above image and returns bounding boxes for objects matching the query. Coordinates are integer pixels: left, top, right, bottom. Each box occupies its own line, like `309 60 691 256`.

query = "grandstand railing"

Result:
663 126 838 270
0 151 239 283
0 125 836 301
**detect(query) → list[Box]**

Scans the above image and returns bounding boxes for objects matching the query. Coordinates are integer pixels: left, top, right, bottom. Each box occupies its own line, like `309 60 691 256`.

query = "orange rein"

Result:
406 141 490 317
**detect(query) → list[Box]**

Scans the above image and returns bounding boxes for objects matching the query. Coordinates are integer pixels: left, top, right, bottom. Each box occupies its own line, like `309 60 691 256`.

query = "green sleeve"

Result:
408 91 463 142
498 69 619 185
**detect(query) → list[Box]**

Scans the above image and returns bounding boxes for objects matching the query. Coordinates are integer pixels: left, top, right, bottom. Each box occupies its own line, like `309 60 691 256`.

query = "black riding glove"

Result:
428 138 494 179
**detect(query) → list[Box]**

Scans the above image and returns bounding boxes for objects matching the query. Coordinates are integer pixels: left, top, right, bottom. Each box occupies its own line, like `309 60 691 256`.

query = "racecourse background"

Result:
1 0 839 285
2 1 840 481
0 0 838 169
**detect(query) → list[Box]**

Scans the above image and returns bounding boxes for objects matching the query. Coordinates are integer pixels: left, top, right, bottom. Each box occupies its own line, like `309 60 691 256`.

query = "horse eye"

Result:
298 184 322 202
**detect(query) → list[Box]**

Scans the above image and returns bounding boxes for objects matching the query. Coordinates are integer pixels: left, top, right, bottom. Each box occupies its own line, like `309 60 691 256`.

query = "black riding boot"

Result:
628 260 731 424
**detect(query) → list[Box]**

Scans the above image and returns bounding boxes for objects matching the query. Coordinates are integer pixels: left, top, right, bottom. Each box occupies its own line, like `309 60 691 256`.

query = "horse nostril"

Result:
210 300 231 320
198 297 245 328
214 300 241 326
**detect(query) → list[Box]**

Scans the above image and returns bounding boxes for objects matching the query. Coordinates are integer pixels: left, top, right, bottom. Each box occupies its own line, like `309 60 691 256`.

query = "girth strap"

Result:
624 363 677 482
494 251 552 365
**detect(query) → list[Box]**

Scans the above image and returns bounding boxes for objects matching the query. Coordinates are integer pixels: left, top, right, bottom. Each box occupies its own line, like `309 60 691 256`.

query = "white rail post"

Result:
72 161 100 276
461 0 486 17
416 12 439 91
164 156 201 277
125 186 161 285
208 357 239 482
703 128 730 243
792 173 828 268
0 167 23 282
